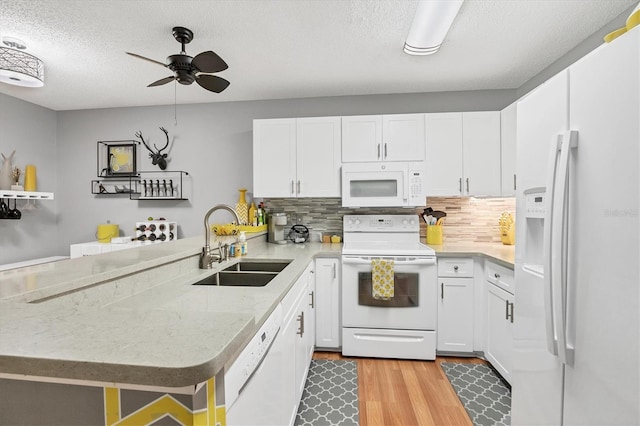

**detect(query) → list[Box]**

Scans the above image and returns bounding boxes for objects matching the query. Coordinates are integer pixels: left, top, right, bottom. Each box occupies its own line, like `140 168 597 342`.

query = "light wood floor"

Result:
312 351 487 426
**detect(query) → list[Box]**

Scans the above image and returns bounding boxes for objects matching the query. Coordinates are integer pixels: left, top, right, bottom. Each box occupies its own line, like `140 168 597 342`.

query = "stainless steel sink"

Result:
222 259 291 273
193 271 278 287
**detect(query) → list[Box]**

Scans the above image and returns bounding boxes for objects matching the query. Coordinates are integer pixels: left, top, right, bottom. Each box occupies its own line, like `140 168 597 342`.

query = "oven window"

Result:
357 272 419 307
349 180 398 197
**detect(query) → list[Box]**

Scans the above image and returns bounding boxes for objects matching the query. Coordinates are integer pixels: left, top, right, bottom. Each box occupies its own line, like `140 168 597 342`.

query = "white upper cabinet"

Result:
425 111 501 196
253 118 297 198
462 111 501 196
296 117 342 197
341 115 382 162
342 114 425 162
253 117 341 198
425 113 464 196
500 102 517 196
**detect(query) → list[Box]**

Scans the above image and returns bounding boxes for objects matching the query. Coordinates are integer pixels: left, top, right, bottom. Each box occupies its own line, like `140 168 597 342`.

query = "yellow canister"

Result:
97 224 119 243
24 164 37 191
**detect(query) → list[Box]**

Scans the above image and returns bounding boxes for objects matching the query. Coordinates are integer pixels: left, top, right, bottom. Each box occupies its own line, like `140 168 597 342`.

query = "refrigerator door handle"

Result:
543 134 563 356
554 130 578 366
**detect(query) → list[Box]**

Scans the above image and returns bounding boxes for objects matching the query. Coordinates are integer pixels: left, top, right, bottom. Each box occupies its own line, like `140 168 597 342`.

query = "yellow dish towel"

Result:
372 258 394 300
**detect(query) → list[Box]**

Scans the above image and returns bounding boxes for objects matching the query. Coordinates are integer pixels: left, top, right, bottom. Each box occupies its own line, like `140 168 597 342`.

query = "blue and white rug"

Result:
441 362 511 426
295 359 359 426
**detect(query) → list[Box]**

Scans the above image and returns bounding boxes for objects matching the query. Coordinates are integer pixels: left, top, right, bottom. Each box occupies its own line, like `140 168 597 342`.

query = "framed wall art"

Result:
97 140 140 178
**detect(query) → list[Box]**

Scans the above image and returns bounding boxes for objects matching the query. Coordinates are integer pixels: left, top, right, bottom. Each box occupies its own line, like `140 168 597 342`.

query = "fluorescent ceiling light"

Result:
0 38 45 87
404 0 464 56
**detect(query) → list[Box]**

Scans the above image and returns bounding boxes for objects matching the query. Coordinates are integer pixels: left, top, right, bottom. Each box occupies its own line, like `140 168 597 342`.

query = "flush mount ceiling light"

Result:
404 0 464 55
0 37 45 87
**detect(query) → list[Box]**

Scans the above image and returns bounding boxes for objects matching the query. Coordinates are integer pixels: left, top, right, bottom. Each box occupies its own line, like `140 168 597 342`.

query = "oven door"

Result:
341 255 437 330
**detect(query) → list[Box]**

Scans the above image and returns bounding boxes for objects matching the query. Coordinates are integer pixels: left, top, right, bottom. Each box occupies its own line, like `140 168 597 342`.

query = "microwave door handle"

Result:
404 171 409 201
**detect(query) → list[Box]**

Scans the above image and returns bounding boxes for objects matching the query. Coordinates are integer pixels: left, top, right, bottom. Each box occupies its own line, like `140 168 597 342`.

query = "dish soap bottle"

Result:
249 202 257 226
239 231 247 255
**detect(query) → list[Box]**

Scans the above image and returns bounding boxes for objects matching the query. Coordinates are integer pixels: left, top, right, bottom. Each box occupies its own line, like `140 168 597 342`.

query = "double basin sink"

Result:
193 260 292 287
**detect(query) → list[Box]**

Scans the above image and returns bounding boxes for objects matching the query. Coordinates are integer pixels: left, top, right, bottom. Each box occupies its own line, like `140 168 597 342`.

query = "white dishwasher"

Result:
225 304 284 425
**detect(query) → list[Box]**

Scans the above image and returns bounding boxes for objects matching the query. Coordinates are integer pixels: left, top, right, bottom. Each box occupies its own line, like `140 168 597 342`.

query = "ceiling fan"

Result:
126 26 229 93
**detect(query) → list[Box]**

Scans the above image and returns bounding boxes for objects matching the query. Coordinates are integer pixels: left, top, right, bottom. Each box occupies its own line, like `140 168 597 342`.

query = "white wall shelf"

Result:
0 190 54 200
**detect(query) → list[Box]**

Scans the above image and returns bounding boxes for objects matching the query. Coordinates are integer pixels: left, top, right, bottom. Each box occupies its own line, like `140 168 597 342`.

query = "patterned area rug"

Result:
295 359 359 426
441 362 511 426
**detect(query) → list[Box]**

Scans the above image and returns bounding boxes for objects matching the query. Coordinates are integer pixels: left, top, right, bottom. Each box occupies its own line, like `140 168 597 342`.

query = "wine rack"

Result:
134 221 178 242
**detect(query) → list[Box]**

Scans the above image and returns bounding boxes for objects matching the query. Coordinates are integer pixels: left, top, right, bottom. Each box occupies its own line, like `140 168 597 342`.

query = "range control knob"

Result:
402 219 408 225
355 219 361 225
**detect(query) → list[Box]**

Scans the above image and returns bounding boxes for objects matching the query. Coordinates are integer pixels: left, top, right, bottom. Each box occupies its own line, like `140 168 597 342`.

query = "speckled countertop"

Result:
428 241 515 268
0 235 341 388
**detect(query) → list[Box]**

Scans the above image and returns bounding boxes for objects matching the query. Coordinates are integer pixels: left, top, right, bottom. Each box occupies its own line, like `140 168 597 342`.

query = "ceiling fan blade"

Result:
148 76 176 87
192 51 228 73
126 52 167 67
196 74 230 93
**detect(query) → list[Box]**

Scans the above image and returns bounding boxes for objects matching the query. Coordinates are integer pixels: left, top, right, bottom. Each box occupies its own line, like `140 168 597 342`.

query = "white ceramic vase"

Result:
0 151 15 190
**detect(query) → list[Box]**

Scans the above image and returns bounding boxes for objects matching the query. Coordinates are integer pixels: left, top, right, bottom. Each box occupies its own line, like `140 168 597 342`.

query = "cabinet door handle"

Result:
309 291 315 308
291 180 295 195
453 265 459 271
297 180 301 194
377 144 381 159
494 273 500 279
441 282 444 300
332 263 336 279
513 174 517 190
506 301 515 323
505 300 515 322
505 300 510 320
466 178 470 193
459 178 462 193
384 143 388 159
297 311 305 337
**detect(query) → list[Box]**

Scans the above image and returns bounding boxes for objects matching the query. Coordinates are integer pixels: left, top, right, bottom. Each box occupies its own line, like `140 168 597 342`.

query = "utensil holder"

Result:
426 225 443 245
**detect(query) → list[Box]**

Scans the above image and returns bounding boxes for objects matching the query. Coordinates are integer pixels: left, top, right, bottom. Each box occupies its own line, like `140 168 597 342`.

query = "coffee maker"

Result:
268 213 288 244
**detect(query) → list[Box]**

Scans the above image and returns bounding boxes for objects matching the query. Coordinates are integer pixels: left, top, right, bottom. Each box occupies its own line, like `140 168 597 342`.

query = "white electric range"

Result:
341 214 437 360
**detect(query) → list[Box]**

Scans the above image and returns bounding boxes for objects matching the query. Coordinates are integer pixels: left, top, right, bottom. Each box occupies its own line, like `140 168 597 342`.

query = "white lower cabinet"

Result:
436 257 475 353
485 275 514 384
314 258 341 349
437 277 474 353
295 264 315 401
283 262 315 425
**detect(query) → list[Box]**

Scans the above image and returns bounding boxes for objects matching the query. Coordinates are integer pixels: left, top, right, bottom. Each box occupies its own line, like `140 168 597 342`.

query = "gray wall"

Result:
0 94 58 264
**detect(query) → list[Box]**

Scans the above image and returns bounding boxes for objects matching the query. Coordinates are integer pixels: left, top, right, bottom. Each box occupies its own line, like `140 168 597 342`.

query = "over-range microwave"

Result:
341 162 425 207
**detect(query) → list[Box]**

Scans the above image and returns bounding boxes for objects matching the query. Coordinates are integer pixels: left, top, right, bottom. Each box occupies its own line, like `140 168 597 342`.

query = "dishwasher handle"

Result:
342 256 436 266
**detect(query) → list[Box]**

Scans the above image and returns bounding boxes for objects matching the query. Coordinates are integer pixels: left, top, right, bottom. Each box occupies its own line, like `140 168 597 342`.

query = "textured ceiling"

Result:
0 0 635 111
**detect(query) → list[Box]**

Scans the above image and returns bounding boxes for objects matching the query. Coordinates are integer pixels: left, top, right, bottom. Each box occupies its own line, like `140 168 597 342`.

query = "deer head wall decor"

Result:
135 127 170 170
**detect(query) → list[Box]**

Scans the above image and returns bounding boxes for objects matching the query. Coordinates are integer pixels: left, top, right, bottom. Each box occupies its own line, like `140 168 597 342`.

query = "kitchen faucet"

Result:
200 204 240 269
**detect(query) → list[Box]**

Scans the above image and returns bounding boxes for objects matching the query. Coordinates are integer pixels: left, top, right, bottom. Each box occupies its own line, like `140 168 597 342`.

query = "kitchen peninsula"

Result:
0 229 515 425
0 235 340 425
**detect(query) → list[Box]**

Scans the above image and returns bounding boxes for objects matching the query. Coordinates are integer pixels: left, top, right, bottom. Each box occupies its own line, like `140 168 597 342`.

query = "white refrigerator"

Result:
511 25 639 425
